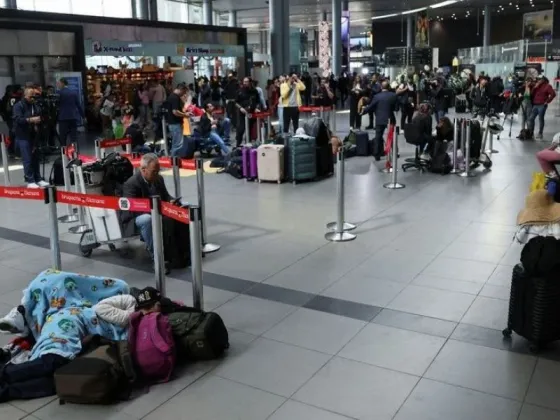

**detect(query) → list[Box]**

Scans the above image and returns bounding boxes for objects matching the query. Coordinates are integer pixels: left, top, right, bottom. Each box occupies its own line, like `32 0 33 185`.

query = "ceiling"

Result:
190 0 555 32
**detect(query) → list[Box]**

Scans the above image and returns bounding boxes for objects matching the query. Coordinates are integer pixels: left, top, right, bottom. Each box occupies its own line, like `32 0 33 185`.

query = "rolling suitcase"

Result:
257 144 284 183
355 132 371 156
503 263 560 352
289 135 317 183
242 146 258 180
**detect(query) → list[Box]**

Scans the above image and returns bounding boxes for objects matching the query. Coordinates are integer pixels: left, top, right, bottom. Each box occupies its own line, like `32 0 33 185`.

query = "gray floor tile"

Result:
268 400 353 420
441 241 509 264
500 243 524 266
394 378 521 420
519 404 560 420
214 295 296 335
451 323 535 355
487 265 515 287
455 223 517 247
461 296 510 330
143 375 285 420
263 308 366 355
422 256 497 283
412 273 484 295
388 233 453 255
321 271 406 307
526 359 560 411
372 309 457 338
479 283 511 300
0 404 27 420
33 400 139 420
339 323 445 376
163 278 238 311
293 356 419 420
213 337 330 397
387 285 476 322
425 340 536 400
303 295 382 322
8 397 57 415
244 283 314 307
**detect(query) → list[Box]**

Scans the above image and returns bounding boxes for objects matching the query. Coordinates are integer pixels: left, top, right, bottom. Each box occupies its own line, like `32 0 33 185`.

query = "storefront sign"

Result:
85 40 244 58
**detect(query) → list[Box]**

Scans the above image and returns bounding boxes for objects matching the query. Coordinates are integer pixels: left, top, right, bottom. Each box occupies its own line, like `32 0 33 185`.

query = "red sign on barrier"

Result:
180 159 196 170
158 157 173 169
66 144 76 158
117 197 151 212
0 186 45 201
78 154 97 164
99 138 131 149
161 201 190 224
56 190 151 212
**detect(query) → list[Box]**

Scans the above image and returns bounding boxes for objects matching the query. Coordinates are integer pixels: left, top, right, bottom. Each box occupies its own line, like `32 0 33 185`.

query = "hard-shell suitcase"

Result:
249 148 258 179
289 135 316 183
242 146 258 180
503 263 560 352
242 147 250 178
355 132 371 156
257 144 284 183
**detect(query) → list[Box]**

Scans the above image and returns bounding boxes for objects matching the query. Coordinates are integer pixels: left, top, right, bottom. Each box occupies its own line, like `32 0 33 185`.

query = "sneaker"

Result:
27 183 39 188
37 180 50 187
0 306 29 336
536 133 543 140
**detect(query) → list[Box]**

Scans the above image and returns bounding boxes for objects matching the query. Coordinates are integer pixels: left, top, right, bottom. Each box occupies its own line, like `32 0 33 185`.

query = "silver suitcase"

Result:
257 144 284 184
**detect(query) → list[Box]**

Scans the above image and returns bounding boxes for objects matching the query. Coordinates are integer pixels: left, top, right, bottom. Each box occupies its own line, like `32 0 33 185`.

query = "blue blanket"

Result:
22 269 130 360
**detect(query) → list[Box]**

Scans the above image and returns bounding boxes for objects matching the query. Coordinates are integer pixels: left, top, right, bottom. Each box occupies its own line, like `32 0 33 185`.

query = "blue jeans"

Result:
135 214 153 257
209 131 230 155
16 138 41 184
168 124 183 157
435 109 446 123
220 118 231 141
528 104 547 135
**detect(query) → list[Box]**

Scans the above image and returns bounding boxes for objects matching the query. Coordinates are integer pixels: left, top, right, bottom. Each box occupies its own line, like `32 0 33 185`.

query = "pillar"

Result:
282 0 290 74
406 14 414 48
202 0 213 26
321 10 328 22
483 5 490 48
228 10 237 27
269 0 283 76
0 0 16 8
131 0 149 19
332 0 342 76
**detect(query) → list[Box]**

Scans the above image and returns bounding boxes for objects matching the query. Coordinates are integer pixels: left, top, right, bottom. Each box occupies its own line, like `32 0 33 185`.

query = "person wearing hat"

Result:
535 132 560 178
134 287 163 314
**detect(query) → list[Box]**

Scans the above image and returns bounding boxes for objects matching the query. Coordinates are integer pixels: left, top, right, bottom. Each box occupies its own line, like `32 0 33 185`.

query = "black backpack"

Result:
49 157 75 186
521 236 560 277
429 141 452 174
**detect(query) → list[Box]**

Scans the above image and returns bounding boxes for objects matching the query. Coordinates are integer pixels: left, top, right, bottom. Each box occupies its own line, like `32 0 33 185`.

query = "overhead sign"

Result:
523 10 553 41
85 40 245 58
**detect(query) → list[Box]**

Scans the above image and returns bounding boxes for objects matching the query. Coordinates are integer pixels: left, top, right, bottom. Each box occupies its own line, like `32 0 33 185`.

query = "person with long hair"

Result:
349 75 364 129
410 102 433 160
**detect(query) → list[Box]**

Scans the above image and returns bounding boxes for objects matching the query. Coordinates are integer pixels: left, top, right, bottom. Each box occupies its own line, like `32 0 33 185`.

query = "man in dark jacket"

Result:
13 88 48 187
361 80 397 160
122 153 176 271
56 78 84 147
197 102 231 156
365 74 381 129
234 77 260 146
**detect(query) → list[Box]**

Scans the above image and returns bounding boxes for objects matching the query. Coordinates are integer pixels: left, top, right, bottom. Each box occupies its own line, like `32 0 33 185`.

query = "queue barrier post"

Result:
161 116 169 156
58 146 79 223
459 120 476 178
267 113 272 137
196 158 220 253
325 149 357 242
384 127 406 189
94 139 101 160
189 205 204 310
69 162 90 234
125 139 132 155
484 119 498 154
1 134 10 186
257 116 263 143
151 196 166 296
450 118 460 174
244 113 250 145
172 157 182 200
381 126 397 174
46 186 61 270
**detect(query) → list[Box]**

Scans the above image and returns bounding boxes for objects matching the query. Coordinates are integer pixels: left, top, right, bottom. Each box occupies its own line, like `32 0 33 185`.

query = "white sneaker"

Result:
0 307 29 336
27 183 39 188
37 180 50 187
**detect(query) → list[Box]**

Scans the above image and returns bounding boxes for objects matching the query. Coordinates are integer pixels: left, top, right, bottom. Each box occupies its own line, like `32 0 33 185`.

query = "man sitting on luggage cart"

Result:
121 153 179 274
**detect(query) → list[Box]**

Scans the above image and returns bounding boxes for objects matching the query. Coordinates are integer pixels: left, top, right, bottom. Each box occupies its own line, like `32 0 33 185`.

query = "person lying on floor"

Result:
0 269 129 402
536 132 560 178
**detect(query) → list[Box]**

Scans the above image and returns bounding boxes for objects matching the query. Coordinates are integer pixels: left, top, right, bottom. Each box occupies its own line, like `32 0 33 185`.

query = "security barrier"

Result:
95 138 132 159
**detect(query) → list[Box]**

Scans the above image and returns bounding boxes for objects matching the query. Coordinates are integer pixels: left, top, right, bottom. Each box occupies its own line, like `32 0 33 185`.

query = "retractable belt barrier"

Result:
244 110 273 144
299 106 336 132
0 134 11 186
95 137 132 159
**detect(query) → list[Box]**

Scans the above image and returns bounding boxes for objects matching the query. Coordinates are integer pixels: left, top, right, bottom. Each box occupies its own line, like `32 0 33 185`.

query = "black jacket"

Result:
235 87 259 112
198 112 213 137
362 90 397 126
121 171 172 224
12 99 41 141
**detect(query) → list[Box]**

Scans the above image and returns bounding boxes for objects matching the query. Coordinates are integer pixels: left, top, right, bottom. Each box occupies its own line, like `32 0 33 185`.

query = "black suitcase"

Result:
355 132 371 156
163 216 191 269
49 157 74 186
503 264 560 352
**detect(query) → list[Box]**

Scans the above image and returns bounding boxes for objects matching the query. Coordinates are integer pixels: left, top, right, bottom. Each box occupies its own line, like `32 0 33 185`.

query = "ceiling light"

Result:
402 7 426 15
371 13 399 19
430 0 457 8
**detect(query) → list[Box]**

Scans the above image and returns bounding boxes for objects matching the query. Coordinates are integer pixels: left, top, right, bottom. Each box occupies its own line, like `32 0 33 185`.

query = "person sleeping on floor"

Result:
0 269 140 402
536 132 560 178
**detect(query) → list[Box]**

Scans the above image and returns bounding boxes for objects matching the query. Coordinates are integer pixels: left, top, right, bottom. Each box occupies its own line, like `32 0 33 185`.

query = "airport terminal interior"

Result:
0 0 560 419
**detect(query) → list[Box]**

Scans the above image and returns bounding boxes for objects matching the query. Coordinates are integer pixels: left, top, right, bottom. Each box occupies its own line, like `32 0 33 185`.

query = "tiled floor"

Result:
1 107 560 419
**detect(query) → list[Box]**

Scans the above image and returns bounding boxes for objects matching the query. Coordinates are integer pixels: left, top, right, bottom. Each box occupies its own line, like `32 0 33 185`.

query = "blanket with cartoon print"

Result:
22 269 130 360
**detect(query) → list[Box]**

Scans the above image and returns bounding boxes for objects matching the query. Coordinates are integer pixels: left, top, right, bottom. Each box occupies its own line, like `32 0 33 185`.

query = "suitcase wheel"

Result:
502 328 512 338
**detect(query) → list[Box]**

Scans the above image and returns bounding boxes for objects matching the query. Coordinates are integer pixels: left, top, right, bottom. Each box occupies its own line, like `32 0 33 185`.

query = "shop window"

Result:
34 0 71 14
158 0 188 23
14 0 36 10
70 0 103 17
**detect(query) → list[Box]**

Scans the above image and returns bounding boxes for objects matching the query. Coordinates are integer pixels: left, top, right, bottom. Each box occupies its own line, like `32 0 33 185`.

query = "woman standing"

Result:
396 77 416 128
137 83 150 127
349 76 364 130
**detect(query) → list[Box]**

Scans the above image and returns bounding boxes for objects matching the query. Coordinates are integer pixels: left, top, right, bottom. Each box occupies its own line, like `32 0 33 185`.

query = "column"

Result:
131 0 149 19
228 10 237 27
269 0 283 76
0 0 16 8
483 5 490 48
321 10 327 22
406 14 414 48
282 0 290 74
147 0 158 21
202 0 213 25
332 0 342 76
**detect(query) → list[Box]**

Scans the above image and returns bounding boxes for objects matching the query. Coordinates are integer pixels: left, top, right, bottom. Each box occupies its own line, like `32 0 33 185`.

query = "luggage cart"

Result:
470 111 501 170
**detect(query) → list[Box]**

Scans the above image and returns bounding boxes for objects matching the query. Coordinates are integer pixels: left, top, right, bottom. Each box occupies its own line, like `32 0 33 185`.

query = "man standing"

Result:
361 80 397 161
529 75 556 140
234 77 260 146
57 78 84 147
365 74 381 129
13 88 49 187
166 83 189 156
280 74 306 133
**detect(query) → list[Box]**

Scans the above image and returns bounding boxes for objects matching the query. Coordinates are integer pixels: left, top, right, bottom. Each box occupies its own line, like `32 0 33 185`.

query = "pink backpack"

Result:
128 312 175 383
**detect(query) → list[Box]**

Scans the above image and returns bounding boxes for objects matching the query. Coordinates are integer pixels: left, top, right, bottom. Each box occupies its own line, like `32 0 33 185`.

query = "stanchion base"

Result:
449 169 461 174
380 167 397 174
325 231 357 242
202 243 221 254
326 221 357 231
485 149 499 154
58 214 79 223
69 224 89 234
458 171 477 178
383 182 406 189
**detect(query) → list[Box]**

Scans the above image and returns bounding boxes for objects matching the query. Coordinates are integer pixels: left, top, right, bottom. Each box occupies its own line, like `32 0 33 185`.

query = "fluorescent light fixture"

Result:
430 0 457 9
371 13 399 19
402 7 426 15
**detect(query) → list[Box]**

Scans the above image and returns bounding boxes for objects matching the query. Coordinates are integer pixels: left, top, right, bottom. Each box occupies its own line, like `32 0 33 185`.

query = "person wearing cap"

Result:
529 76 556 140
56 77 84 147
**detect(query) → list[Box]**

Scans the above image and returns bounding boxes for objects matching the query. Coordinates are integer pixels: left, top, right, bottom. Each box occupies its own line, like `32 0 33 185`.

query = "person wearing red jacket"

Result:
529 76 556 139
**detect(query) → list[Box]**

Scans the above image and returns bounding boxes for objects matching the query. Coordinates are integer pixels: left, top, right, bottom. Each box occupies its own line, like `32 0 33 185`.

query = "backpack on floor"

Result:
429 141 452 174
168 308 229 362
128 312 175 383
49 157 75 187
54 337 136 405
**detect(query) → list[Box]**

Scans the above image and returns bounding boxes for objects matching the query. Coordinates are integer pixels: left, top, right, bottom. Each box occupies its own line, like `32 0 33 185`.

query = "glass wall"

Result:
15 0 132 18
157 0 208 24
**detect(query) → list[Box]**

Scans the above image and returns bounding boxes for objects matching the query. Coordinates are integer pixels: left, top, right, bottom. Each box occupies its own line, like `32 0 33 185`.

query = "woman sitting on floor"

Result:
536 132 560 178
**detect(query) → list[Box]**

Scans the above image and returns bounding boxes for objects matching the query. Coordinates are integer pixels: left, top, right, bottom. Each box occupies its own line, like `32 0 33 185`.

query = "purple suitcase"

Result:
242 147 250 178
249 149 258 179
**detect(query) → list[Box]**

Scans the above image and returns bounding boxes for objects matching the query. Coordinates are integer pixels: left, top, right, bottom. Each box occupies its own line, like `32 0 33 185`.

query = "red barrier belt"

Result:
98 138 131 148
299 106 332 112
0 186 45 200
384 125 395 165
249 111 272 119
79 155 98 164
180 159 196 170
56 190 150 212
161 201 190 224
